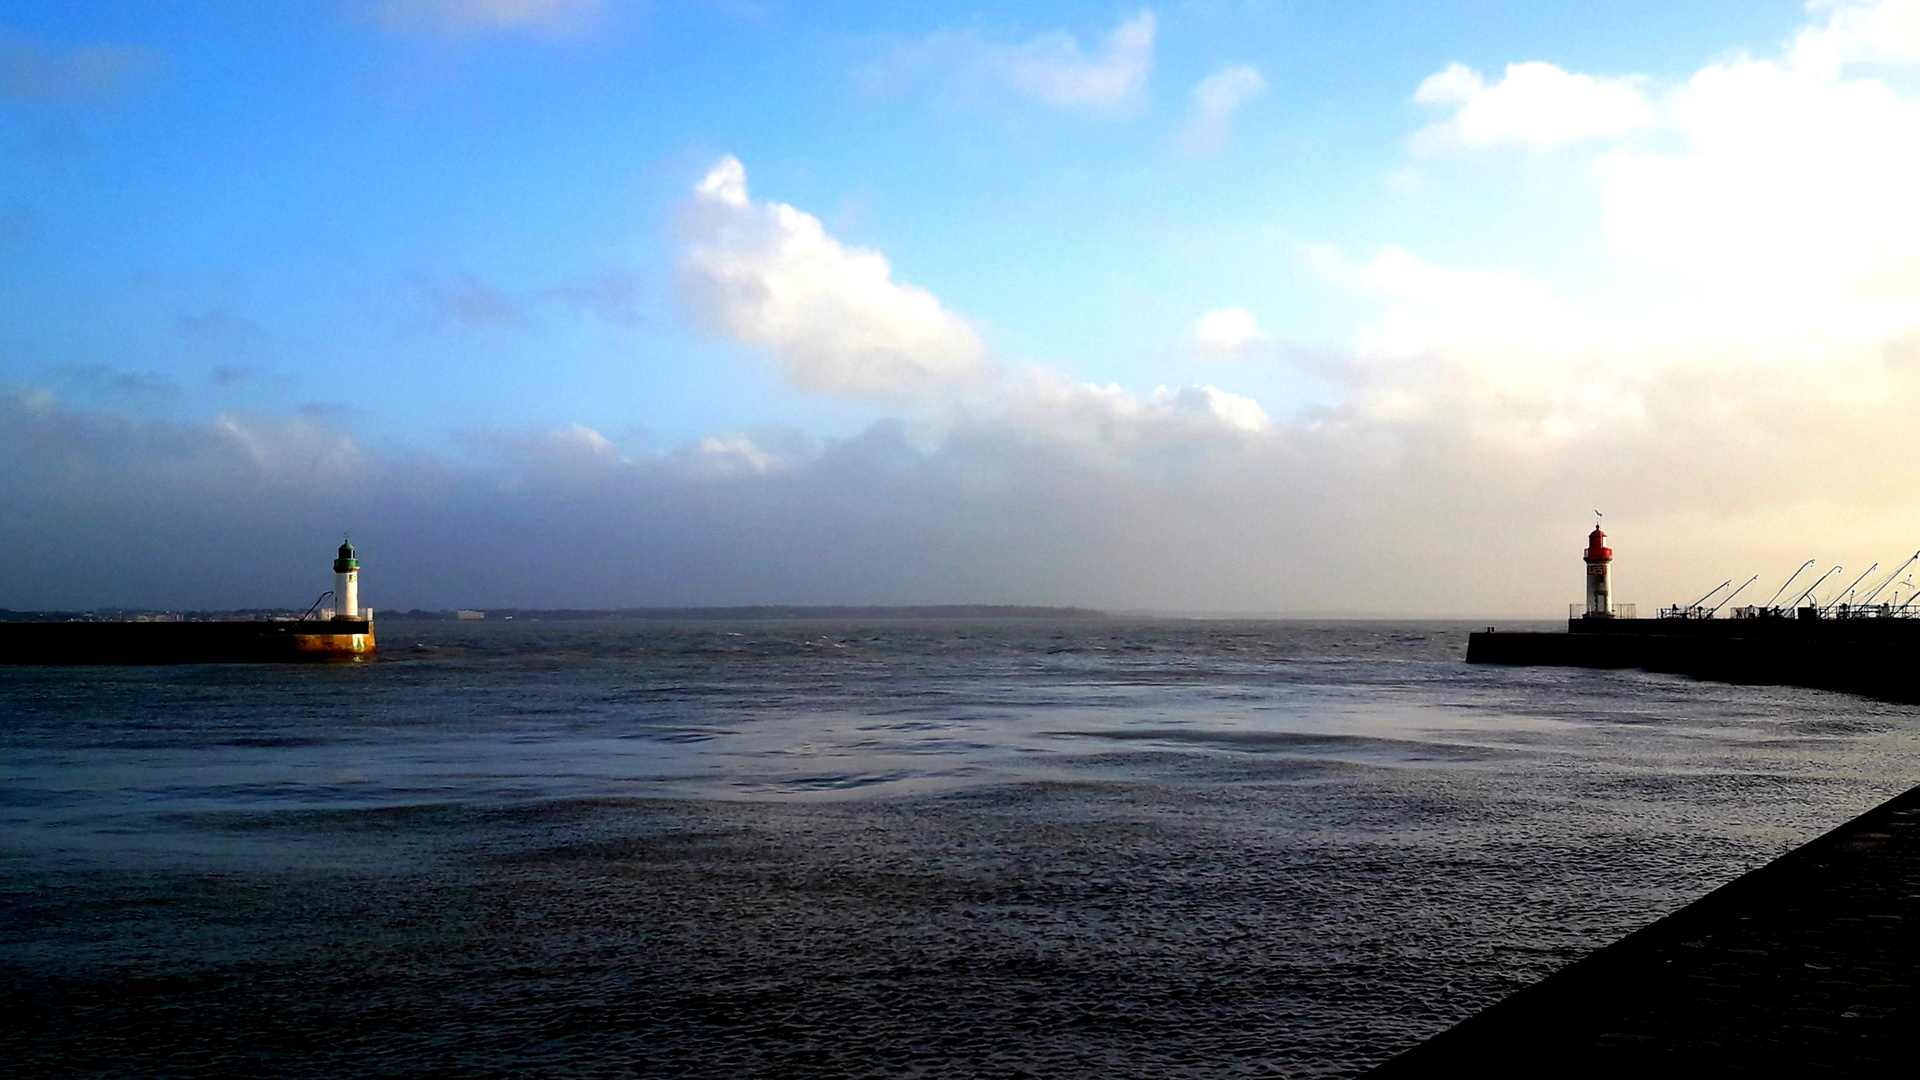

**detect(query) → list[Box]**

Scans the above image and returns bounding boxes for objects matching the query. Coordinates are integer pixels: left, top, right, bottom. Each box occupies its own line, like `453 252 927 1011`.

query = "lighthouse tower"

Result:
333 540 360 620
1583 525 1613 618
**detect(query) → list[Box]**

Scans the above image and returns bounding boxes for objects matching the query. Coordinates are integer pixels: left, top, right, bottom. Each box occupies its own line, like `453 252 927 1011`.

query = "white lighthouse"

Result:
1583 524 1613 618
333 539 360 620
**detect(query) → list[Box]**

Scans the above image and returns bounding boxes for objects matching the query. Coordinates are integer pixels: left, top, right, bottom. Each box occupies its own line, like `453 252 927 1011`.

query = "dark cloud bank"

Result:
0 386 1578 615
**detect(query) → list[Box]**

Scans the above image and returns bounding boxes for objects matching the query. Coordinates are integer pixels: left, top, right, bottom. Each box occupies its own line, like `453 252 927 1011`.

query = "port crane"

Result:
1664 580 1731 619
1852 551 1920 611
1691 580 1733 609
1762 560 1818 613
1788 566 1844 611
1706 575 1759 616
1820 563 1878 616
1898 583 1920 614
1663 575 1761 619
1678 554 1920 620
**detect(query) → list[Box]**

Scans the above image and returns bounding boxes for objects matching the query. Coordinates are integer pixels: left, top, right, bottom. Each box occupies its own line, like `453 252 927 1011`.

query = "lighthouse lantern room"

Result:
333 539 360 620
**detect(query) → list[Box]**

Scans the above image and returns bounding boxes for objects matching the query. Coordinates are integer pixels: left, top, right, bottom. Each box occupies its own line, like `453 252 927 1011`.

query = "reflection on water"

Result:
4 620 1919 1076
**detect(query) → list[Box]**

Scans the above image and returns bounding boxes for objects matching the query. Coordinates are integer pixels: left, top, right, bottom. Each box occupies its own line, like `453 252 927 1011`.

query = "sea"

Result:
5 619 1920 1077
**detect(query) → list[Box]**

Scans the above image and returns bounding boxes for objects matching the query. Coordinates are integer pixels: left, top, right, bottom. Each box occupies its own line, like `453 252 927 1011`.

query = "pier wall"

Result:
0 619 375 664
1468 620 1920 702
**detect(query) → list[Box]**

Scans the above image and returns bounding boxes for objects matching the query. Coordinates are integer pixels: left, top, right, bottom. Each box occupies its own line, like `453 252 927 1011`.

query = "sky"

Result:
6 0 1920 614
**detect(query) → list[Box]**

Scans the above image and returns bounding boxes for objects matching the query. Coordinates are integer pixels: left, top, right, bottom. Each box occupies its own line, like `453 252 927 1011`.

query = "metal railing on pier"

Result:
1570 604 1637 619
1718 604 1920 620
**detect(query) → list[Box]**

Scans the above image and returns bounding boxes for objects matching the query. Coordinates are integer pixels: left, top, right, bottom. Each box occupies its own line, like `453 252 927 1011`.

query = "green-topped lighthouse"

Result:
333 539 360 619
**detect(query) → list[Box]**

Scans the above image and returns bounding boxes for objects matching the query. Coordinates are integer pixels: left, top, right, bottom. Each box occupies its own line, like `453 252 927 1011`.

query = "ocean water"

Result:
5 619 1920 1077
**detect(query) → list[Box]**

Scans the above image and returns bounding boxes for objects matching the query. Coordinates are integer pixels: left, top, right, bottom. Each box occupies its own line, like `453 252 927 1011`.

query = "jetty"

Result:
0 541 374 664
0 616 374 664
1467 615 1920 703
1467 525 1920 701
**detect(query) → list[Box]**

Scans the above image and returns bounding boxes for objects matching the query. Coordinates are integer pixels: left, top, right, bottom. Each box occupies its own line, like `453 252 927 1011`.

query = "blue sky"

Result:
6 0 1920 613
2 0 1810 445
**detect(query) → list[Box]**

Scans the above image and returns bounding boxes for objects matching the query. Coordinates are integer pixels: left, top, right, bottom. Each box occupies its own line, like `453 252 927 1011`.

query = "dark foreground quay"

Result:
1370 782 1920 1075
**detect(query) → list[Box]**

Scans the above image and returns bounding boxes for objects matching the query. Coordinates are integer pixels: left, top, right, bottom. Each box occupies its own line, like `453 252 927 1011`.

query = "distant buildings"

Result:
455 610 485 620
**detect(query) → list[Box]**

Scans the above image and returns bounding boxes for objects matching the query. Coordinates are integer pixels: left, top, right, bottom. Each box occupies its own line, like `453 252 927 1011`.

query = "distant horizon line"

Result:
0 603 1565 623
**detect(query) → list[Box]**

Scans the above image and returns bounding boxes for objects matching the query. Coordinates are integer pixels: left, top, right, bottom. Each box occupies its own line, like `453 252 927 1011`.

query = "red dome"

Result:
1584 527 1612 562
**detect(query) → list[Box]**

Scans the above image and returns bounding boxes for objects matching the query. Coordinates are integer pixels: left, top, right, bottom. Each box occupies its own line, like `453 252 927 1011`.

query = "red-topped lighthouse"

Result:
1583 523 1614 618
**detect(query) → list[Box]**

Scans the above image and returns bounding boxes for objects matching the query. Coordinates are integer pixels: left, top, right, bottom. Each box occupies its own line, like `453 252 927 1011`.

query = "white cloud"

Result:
1413 61 1655 151
506 422 621 463
1380 3 1920 386
1403 2 1920 338
1598 53 1920 341
1183 64 1265 152
678 156 994 401
1191 307 1271 361
975 370 1270 454
694 434 783 475
676 154 1279 466
1261 0 1920 602
871 10 1157 110
371 0 602 35
1302 244 1607 358
1160 384 1269 433
1792 0 1920 77
996 10 1155 107
209 411 368 479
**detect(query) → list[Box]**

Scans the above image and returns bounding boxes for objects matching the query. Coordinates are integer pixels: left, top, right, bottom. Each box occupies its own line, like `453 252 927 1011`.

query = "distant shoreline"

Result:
0 608 1565 623
0 605 1113 623
387 605 1115 621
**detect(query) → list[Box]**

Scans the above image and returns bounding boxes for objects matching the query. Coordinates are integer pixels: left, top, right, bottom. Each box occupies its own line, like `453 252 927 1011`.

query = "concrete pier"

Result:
1468 619 1920 703
0 617 375 663
1366 783 1920 1074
